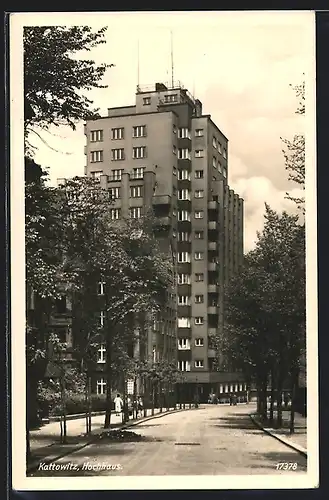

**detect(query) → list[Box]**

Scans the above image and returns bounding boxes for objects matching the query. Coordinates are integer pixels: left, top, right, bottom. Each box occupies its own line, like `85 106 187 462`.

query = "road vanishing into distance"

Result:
30 404 307 476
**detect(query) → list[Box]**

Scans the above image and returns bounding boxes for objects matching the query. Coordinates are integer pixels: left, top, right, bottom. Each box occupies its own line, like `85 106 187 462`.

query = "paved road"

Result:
31 404 307 476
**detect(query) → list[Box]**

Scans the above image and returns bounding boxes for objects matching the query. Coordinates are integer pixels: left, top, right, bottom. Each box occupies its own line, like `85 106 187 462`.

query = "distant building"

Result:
83 81 246 402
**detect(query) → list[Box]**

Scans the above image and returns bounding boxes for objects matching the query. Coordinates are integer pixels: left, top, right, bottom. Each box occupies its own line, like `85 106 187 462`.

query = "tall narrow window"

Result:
133 146 147 159
99 311 106 327
178 128 191 139
97 280 106 295
132 125 147 137
178 149 191 160
108 187 120 199
111 169 122 181
111 128 124 140
97 344 106 363
178 189 191 201
130 207 142 219
110 208 121 220
90 151 103 163
178 170 191 180
111 148 125 161
90 130 103 142
130 186 143 198
96 378 107 395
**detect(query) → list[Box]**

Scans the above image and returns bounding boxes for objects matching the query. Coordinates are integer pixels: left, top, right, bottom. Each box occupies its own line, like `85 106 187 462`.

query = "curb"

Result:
249 414 307 458
27 406 198 474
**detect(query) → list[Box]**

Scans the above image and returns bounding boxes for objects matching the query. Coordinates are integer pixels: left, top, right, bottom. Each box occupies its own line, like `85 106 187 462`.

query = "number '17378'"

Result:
276 463 298 470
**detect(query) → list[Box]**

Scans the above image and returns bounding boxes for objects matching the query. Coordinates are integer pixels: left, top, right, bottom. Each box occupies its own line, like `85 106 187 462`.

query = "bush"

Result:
50 393 114 416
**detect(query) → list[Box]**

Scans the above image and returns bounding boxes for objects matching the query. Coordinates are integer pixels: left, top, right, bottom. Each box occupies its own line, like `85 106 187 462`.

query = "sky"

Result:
20 11 315 252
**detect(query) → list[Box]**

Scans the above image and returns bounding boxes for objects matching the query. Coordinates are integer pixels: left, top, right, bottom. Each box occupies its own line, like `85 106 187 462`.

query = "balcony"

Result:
208 200 219 210
208 306 218 315
208 242 217 251
155 216 171 227
208 221 217 230
50 313 72 326
130 173 144 180
208 262 217 271
208 349 216 358
152 195 171 206
208 328 217 336
208 284 218 293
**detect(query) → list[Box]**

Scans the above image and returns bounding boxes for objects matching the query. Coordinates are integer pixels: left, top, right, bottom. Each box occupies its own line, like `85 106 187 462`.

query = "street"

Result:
30 404 307 476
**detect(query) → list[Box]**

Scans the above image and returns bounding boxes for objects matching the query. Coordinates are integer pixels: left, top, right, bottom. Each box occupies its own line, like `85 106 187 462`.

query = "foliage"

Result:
281 80 305 211
24 26 112 140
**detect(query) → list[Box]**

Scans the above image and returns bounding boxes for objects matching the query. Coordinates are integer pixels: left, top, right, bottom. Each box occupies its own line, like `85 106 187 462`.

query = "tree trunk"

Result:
159 381 162 413
289 368 298 434
276 365 284 428
60 376 67 443
88 375 92 433
151 382 155 416
104 334 113 428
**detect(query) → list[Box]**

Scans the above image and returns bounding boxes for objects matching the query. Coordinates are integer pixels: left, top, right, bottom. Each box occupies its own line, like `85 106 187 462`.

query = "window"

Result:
195 273 204 282
111 169 122 181
195 190 204 198
178 189 191 201
195 149 204 158
133 146 147 159
178 274 191 284
195 338 204 347
212 157 217 168
212 137 217 149
178 295 190 306
194 210 204 219
110 208 121 220
195 360 204 368
97 344 106 363
173 165 177 176
130 207 142 219
177 252 191 263
108 187 120 199
90 170 103 180
90 150 103 163
173 124 177 134
178 360 191 371
223 148 227 159
143 97 151 105
195 231 204 240
178 170 191 180
195 170 204 179
178 317 191 328
111 148 125 161
133 125 147 138
217 163 222 174
195 316 204 325
96 378 107 395
97 280 106 295
111 127 124 140
178 211 191 222
194 252 204 261
178 338 191 350
195 295 204 304
178 128 191 139
178 149 191 160
178 232 191 242
99 311 106 327
173 145 177 155
223 168 227 178
218 143 223 154
90 130 103 142
131 167 144 179
164 94 178 103
130 185 143 198
195 129 204 137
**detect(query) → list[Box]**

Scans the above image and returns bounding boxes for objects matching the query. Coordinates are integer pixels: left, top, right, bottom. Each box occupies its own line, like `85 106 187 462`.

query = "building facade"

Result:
84 82 246 402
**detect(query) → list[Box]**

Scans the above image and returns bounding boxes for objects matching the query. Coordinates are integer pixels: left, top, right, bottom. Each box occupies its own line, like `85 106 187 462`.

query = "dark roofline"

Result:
85 109 178 123
107 105 136 111
197 114 228 142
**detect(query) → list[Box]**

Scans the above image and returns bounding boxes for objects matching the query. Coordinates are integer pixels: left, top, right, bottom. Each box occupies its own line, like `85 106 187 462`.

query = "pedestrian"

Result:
114 393 123 417
233 393 238 406
229 394 233 406
137 396 143 417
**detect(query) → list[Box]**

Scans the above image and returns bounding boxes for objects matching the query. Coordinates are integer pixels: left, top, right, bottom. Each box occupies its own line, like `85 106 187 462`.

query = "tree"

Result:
24 26 112 145
222 205 305 427
281 80 305 211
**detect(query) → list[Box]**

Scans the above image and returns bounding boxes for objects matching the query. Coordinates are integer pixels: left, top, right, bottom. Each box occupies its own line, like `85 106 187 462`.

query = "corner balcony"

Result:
208 200 219 211
208 306 218 315
154 216 171 227
208 221 217 230
208 328 217 336
208 241 217 251
208 262 217 271
152 195 171 206
208 284 218 293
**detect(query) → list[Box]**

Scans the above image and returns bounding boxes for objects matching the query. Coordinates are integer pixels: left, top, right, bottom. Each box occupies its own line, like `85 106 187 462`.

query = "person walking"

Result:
114 393 123 417
137 396 143 417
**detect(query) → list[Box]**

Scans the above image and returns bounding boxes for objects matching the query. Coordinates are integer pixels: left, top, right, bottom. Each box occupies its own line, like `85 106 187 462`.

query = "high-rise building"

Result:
84 82 246 402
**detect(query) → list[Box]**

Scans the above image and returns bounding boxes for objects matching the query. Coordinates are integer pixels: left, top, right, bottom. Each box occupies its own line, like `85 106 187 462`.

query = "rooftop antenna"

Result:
137 38 140 92
170 30 174 87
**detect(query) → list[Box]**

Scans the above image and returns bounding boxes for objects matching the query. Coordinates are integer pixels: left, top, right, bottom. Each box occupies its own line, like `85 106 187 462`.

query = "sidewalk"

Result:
27 406 187 473
250 409 307 457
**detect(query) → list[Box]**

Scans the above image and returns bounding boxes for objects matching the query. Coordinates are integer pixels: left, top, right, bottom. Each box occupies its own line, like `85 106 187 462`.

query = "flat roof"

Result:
85 109 179 122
